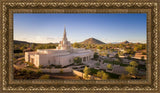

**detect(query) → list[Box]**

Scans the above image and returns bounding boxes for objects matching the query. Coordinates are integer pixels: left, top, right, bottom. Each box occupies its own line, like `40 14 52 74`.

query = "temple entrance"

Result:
83 57 86 62
30 58 34 64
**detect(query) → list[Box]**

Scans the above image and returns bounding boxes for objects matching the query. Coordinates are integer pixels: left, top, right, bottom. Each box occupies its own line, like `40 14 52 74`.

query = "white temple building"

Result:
25 27 94 67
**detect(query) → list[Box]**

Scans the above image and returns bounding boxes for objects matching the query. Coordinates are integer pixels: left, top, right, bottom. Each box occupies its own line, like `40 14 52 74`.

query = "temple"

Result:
25 27 94 67
56 26 72 50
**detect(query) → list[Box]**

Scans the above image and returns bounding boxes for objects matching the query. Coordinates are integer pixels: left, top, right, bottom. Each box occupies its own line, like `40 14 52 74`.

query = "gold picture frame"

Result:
0 0 159 92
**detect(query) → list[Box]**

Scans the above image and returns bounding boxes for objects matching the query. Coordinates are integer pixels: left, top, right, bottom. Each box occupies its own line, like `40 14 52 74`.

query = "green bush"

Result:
55 65 62 68
96 70 104 78
141 56 145 61
73 57 82 65
21 69 27 75
37 70 42 76
39 65 44 68
83 66 91 79
39 75 50 79
106 64 112 70
60 69 63 73
130 61 138 67
93 52 99 60
102 73 109 80
90 68 98 75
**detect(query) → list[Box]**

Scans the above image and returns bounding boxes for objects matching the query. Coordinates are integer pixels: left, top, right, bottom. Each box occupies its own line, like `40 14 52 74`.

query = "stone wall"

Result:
73 70 101 80
41 67 72 73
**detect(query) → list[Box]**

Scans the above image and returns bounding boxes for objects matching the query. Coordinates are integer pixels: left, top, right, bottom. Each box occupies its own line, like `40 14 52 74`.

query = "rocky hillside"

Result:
14 40 29 44
81 38 105 44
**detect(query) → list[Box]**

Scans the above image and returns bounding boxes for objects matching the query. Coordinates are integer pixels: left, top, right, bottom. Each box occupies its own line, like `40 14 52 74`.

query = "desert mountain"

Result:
14 40 30 44
81 38 105 44
120 40 130 44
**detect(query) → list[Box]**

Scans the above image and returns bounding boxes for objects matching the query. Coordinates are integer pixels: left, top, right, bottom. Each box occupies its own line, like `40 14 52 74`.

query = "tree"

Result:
36 70 42 76
141 56 145 61
130 61 138 67
102 73 109 80
83 66 91 79
114 54 119 58
95 63 100 67
106 64 112 70
134 47 138 52
73 42 80 48
97 71 102 78
107 54 109 57
125 66 137 75
97 45 103 50
118 51 123 56
96 70 105 78
73 57 82 65
127 55 131 60
94 52 99 60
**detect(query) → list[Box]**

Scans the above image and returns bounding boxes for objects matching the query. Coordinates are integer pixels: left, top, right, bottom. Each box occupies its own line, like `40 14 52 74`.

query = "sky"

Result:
14 13 147 43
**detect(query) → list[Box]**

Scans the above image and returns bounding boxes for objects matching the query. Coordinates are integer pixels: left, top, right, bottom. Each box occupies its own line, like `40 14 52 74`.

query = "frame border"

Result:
0 0 159 92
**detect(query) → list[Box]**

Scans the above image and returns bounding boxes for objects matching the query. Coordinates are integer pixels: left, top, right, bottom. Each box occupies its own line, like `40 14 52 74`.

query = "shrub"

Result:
102 73 109 80
95 63 100 67
50 64 55 66
83 66 91 79
90 68 98 75
75 76 81 79
47 65 52 69
106 64 112 70
55 65 62 68
39 75 50 79
29 70 34 74
114 54 119 58
127 56 131 60
142 52 146 55
73 67 78 69
130 61 138 67
125 66 137 75
21 69 27 74
97 71 102 78
37 70 42 76
39 65 44 68
96 70 104 78
141 56 145 61
119 74 130 80
93 52 99 60
60 69 63 73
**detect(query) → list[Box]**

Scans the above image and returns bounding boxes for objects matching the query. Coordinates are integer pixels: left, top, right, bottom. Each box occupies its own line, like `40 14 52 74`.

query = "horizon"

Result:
14 38 146 44
14 13 147 43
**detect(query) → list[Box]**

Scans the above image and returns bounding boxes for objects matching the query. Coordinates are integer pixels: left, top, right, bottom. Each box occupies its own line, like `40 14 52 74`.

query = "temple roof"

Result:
63 26 67 41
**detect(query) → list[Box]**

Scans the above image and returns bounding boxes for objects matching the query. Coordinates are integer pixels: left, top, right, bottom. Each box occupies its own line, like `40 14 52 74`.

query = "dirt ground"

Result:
48 72 82 80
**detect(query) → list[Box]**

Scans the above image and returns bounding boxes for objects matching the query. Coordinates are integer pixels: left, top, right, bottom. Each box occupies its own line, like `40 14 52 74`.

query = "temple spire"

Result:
63 26 67 41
